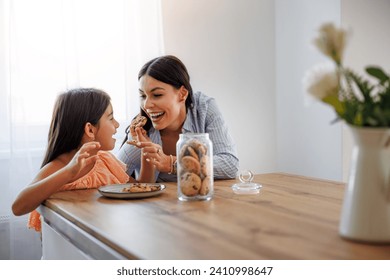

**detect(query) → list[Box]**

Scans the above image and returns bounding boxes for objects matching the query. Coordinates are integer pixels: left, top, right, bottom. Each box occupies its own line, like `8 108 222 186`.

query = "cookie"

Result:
179 139 207 160
187 146 199 161
199 176 211 195
129 115 147 140
179 144 190 160
189 139 207 156
200 155 210 178
122 184 160 193
180 156 201 175
180 172 201 196
132 115 147 128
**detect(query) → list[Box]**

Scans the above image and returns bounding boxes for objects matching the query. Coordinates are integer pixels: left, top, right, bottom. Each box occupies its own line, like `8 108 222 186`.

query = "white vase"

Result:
339 125 390 243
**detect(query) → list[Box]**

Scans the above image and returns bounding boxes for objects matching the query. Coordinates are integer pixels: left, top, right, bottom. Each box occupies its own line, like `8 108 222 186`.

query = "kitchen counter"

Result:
39 173 390 259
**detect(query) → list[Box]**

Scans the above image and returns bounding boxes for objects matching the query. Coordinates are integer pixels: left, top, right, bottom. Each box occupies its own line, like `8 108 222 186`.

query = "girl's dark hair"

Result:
41 88 111 167
122 55 193 146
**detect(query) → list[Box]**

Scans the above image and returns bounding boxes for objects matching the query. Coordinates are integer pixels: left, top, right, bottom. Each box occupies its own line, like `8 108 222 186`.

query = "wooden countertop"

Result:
41 173 390 259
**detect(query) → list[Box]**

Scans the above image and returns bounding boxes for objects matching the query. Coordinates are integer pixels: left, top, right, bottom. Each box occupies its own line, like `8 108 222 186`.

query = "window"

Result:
0 0 163 259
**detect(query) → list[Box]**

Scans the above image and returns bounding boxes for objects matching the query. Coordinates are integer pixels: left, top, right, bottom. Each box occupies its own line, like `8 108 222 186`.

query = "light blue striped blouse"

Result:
116 91 239 182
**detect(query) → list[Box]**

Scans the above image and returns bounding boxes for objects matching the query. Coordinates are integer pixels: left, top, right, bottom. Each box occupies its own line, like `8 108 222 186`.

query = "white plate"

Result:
98 183 166 199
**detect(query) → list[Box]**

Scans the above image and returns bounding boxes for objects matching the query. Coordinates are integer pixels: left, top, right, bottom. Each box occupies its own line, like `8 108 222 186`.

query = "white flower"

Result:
303 63 339 100
304 22 390 127
313 23 347 65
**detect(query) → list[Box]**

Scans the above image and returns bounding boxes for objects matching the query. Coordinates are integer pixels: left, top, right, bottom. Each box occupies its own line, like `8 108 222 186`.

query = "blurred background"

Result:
0 0 389 259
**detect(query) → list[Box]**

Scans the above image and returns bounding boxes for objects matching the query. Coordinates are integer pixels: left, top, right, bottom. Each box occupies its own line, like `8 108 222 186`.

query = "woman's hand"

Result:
128 129 171 173
127 125 151 144
65 142 101 180
127 128 171 174
137 141 172 173
128 115 148 142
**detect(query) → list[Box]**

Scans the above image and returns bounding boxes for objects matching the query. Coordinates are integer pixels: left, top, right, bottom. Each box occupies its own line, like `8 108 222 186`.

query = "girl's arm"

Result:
12 142 100 216
12 163 76 216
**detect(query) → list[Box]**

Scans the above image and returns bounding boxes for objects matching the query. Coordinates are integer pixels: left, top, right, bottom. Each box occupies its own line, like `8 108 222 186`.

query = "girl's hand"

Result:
65 142 101 180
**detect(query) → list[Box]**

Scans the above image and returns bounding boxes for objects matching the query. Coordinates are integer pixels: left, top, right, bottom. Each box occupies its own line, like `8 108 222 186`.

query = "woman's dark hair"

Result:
139 55 193 106
41 88 111 167
122 55 193 146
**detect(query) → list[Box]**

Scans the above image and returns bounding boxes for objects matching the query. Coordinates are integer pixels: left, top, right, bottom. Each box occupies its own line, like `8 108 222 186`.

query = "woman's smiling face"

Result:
139 75 187 131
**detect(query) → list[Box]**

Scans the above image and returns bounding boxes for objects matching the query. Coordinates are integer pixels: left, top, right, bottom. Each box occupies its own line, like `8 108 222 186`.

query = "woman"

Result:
117 55 239 182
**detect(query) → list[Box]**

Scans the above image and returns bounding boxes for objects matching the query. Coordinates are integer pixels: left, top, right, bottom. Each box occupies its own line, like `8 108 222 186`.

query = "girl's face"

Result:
139 75 187 131
94 103 119 150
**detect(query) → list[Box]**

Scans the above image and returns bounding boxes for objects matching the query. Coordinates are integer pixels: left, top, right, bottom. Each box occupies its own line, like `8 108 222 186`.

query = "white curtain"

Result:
0 0 164 259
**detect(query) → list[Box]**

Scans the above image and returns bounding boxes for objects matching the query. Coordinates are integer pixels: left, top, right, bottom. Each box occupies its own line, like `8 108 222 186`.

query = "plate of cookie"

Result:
98 183 166 199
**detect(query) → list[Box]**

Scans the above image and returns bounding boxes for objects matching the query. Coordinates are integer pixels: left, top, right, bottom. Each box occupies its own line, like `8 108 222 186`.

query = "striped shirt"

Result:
116 91 239 182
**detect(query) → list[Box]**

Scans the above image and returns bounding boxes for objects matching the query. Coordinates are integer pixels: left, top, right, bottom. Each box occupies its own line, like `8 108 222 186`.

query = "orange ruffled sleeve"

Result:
28 210 42 232
28 151 129 232
59 151 129 191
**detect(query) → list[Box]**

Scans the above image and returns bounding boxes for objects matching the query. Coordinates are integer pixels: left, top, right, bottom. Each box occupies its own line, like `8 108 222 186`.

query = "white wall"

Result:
161 0 389 182
341 0 390 180
161 0 343 180
162 0 344 181
275 0 342 181
161 0 276 174
275 0 343 181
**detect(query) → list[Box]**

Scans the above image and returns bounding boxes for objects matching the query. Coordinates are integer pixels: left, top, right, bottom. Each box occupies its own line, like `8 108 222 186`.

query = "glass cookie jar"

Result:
176 133 213 201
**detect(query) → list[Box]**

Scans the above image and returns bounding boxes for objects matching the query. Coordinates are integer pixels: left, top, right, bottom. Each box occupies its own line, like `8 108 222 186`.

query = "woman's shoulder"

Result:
184 92 222 132
192 91 221 114
192 91 214 104
191 91 218 112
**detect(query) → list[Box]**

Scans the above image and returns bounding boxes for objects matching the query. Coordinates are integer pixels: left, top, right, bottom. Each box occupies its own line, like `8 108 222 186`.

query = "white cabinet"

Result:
42 221 90 260
40 205 126 260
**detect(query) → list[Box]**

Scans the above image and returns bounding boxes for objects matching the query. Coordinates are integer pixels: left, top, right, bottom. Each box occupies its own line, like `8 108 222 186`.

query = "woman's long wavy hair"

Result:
122 55 194 146
41 88 110 167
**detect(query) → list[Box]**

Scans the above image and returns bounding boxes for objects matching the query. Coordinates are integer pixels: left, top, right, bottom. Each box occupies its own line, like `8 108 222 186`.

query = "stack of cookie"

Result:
177 138 213 198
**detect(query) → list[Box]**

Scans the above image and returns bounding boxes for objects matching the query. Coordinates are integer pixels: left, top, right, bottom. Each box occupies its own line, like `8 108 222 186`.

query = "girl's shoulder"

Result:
32 158 67 183
97 150 127 170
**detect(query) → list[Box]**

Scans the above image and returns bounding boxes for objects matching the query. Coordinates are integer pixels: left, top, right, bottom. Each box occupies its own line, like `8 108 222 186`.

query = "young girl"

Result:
12 88 136 231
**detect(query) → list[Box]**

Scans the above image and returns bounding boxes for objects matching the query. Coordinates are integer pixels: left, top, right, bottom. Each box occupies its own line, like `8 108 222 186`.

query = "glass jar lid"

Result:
231 170 262 194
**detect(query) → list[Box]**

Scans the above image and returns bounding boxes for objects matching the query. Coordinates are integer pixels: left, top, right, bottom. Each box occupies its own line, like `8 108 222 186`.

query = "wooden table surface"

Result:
42 173 390 259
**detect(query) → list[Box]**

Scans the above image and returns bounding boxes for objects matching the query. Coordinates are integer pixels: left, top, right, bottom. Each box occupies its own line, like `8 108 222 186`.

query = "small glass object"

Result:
177 133 213 201
231 170 262 194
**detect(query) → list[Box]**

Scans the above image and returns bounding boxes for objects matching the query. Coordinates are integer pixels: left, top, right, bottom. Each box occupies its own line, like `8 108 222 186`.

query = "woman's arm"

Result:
204 99 239 179
134 127 157 182
117 127 159 183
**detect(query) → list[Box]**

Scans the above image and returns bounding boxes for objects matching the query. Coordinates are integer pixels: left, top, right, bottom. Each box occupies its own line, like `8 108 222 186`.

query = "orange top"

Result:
28 151 129 232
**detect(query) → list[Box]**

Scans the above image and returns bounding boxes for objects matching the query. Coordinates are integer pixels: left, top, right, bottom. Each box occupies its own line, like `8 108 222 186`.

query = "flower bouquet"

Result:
304 23 390 127
305 23 390 243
